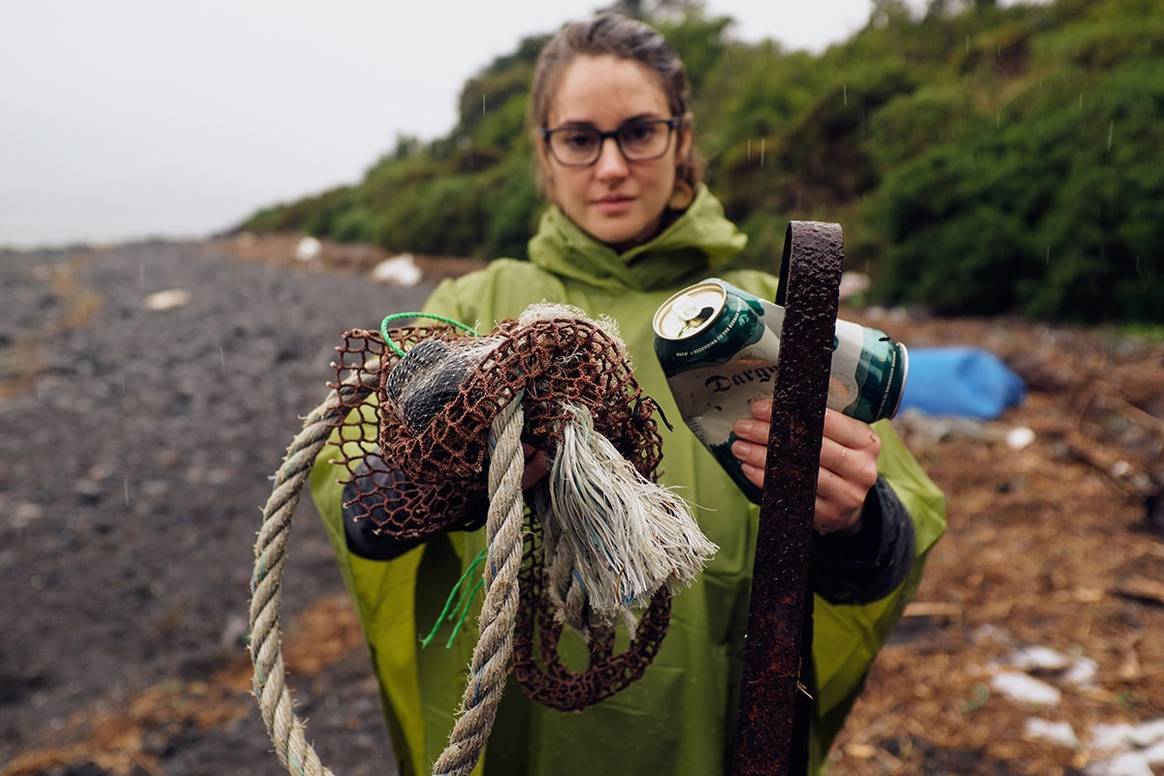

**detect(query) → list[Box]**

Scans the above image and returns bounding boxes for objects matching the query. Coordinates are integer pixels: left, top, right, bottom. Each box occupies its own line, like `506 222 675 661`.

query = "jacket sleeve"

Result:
811 476 916 605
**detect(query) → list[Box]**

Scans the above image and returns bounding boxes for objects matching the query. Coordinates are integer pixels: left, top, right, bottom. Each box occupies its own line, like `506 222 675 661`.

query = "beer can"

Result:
653 279 909 503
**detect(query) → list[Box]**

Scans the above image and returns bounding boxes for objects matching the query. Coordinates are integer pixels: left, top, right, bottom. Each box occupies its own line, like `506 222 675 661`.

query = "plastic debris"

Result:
144 289 191 311
295 235 322 262
1006 426 1036 450
1063 656 1099 687
990 672 1061 706
1086 718 1164 776
838 271 870 301
1023 718 1079 749
1009 645 1070 672
371 253 422 286
898 347 1026 419
1085 751 1154 776
1098 719 1164 750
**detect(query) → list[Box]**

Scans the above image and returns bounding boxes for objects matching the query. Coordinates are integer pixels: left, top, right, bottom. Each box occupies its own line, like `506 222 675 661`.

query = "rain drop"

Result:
139 261 145 291
843 84 848 107
1107 120 1114 152
760 138 766 167
220 346 227 376
747 139 752 160
482 93 486 116
124 478 130 508
1045 246 1050 265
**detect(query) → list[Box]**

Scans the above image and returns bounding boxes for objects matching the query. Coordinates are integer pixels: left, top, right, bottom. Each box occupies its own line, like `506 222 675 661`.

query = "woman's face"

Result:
541 55 690 248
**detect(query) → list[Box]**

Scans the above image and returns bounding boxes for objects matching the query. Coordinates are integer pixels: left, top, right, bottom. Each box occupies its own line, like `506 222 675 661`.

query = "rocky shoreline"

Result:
1 240 423 774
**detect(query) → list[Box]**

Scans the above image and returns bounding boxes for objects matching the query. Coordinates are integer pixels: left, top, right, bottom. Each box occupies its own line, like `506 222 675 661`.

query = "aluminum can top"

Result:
652 281 729 341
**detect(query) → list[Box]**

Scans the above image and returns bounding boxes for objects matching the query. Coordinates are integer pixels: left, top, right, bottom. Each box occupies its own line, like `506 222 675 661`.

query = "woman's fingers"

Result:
823 408 881 453
740 461 763 488
733 405 877 534
739 459 861 533
815 466 869 516
819 436 878 489
731 438 766 468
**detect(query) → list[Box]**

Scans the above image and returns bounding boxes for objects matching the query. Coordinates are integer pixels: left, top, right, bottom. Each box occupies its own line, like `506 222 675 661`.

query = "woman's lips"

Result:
594 196 634 215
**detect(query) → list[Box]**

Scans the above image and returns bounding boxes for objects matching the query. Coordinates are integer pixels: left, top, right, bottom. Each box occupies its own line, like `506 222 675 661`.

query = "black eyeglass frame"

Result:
540 116 682 167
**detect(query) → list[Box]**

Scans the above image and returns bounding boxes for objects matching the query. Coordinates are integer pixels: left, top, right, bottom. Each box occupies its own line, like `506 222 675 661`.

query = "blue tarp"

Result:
898 347 1026 420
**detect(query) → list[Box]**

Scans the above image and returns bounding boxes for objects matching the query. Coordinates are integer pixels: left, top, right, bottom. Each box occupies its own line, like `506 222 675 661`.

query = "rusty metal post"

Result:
731 221 844 776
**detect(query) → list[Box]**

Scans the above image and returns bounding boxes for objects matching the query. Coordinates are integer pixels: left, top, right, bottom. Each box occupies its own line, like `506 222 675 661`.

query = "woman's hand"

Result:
522 444 550 489
731 400 881 534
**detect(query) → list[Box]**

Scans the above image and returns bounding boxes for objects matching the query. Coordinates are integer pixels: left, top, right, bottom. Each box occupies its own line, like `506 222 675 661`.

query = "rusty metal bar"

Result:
731 221 844 776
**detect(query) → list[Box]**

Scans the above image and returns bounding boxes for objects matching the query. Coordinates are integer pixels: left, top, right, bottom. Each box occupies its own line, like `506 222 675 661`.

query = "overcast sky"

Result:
0 0 913 247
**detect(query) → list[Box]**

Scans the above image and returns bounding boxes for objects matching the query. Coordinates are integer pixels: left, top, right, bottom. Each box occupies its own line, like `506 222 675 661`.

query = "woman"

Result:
310 12 945 775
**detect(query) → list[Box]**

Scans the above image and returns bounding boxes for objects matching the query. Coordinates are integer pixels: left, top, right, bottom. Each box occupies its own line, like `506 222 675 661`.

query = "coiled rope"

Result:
248 359 526 776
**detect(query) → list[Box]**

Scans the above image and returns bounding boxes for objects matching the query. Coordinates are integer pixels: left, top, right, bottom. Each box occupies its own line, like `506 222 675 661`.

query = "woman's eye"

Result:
622 123 656 143
564 132 596 149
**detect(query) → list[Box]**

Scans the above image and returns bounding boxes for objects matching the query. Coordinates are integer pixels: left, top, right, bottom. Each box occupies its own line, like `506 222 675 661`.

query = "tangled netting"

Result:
329 305 706 716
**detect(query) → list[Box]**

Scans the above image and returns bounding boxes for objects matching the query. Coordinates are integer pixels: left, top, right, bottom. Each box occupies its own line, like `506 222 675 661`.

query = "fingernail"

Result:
731 441 749 458
752 399 771 415
733 419 756 435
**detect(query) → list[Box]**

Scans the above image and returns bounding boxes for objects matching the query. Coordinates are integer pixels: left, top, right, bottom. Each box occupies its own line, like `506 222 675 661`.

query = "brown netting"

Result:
326 311 673 711
513 504 673 711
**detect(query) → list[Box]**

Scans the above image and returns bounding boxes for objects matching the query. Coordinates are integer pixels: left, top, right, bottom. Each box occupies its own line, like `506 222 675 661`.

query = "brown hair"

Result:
528 12 704 202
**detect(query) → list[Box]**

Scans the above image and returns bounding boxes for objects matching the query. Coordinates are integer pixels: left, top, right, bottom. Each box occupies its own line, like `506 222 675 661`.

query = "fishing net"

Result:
326 304 715 712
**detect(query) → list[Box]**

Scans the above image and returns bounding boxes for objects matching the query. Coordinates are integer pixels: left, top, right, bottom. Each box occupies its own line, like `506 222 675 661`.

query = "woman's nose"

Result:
594 137 629 179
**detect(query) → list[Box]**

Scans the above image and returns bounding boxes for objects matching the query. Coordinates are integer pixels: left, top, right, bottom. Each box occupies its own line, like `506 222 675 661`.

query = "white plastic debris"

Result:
1006 426 1036 450
1085 752 1154 776
990 672 1062 706
371 253 422 286
1085 719 1164 775
1092 723 1139 751
1063 656 1099 687
295 235 322 262
144 289 191 311
1023 718 1079 749
1009 645 1070 672
1091 719 1164 751
1127 719 1164 748
838 271 871 301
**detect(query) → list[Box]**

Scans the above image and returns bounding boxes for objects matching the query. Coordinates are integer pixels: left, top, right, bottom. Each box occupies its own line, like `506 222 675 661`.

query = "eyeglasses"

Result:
541 117 680 167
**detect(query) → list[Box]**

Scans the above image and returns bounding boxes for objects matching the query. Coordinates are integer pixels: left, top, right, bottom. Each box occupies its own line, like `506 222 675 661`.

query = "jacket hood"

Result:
526 184 748 292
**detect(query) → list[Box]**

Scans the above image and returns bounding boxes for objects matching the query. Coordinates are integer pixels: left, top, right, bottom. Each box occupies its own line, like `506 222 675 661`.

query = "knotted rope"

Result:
248 360 526 776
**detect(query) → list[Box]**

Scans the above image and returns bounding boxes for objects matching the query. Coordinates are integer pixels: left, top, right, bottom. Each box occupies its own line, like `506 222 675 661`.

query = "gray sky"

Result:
1 0 901 247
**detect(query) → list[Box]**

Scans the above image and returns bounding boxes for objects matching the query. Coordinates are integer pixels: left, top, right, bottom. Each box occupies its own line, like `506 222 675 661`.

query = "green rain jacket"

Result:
310 185 946 775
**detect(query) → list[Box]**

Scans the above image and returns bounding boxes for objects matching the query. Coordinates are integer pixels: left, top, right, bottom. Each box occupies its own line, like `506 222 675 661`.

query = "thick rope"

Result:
248 361 525 776
431 395 524 776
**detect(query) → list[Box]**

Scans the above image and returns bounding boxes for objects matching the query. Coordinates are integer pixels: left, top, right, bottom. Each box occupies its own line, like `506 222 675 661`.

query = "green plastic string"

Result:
380 312 478 358
445 575 486 647
420 547 488 649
